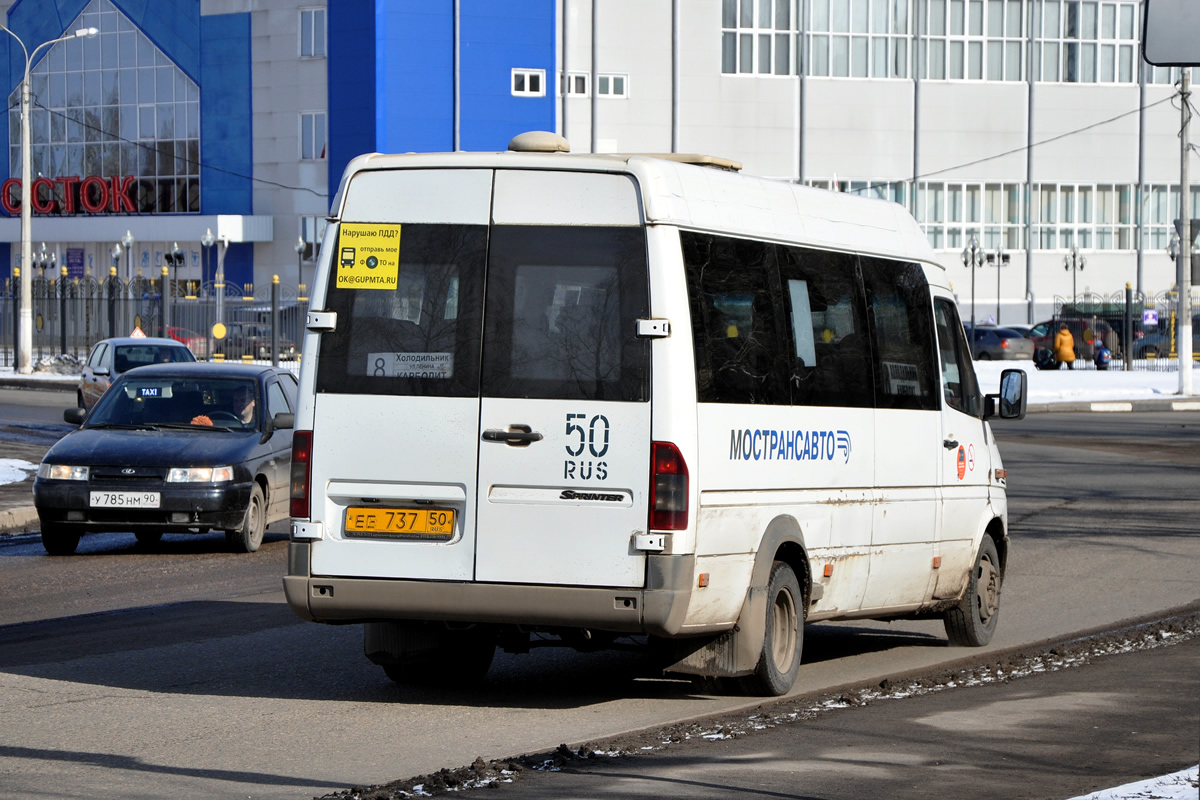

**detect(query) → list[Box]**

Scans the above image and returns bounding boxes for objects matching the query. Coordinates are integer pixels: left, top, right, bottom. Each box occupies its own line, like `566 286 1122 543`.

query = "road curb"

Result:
1025 398 1199 413
0 377 78 391
0 506 39 535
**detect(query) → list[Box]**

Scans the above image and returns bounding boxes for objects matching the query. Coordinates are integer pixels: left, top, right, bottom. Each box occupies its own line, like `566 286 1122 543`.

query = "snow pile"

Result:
0 458 36 485
31 353 85 375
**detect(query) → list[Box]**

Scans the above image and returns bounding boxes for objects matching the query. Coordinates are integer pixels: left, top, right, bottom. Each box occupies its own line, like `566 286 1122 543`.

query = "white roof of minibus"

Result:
331 149 943 272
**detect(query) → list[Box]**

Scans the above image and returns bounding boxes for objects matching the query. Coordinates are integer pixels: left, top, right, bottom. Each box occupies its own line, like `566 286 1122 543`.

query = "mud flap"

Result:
661 585 767 678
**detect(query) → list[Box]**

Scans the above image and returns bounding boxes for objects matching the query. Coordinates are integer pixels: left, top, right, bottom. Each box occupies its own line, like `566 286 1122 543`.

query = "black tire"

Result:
76 389 86 410
134 531 164 547
738 561 803 697
226 483 265 553
41 523 81 556
377 625 496 687
977 352 992 361
944 536 1002 647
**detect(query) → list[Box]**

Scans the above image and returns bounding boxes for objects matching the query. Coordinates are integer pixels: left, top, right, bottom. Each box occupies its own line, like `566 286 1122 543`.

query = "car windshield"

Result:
87 377 258 430
114 344 196 372
994 329 1024 339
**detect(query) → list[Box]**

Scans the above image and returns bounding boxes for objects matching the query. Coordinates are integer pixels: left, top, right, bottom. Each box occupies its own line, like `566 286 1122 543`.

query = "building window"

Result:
512 69 546 97
300 8 326 58
1035 0 1139 83
926 0 1027 81
562 72 589 96
907 181 1024 250
300 111 326 160
722 0 794 75
301 215 327 261
596 74 628 97
7 0 201 215
808 0 909 79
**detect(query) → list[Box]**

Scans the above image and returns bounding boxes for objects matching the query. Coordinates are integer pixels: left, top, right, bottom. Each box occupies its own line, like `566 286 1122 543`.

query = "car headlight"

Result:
166 466 234 483
38 464 89 480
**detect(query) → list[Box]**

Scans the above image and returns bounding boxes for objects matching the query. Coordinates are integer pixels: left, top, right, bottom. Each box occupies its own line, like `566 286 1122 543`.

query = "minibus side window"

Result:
934 299 983 417
776 244 873 408
859 257 938 412
480 225 649 402
315 223 487 397
682 231 789 405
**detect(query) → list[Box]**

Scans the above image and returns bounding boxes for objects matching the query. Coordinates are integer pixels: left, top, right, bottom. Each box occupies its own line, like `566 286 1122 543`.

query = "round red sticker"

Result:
956 445 966 480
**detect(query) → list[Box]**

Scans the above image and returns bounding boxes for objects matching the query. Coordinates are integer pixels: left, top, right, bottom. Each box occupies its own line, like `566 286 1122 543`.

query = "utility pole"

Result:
1179 68 1194 395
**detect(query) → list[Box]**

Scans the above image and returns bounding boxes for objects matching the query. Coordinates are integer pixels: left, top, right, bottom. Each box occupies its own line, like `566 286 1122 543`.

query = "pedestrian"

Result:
1101 322 1120 356
1054 323 1076 370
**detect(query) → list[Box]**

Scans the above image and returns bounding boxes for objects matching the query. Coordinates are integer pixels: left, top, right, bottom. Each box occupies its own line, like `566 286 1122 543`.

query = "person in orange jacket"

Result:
1054 323 1076 370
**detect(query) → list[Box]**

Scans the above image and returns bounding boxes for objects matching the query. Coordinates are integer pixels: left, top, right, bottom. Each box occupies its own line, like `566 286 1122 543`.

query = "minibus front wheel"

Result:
944 535 1001 647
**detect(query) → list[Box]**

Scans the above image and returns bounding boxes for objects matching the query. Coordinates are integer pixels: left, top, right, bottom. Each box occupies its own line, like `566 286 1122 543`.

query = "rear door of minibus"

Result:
307 167 652 589
473 169 652 587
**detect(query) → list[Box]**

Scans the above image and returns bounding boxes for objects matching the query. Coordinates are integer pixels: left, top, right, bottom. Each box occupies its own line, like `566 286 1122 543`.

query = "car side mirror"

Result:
64 407 86 425
272 412 294 430
92 367 109 376
984 368 1028 421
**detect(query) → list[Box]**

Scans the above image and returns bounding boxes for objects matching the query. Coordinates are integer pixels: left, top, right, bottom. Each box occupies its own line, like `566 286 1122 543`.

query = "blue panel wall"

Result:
199 13 252 216
373 0 454 157
459 0 555 152
328 0 378 191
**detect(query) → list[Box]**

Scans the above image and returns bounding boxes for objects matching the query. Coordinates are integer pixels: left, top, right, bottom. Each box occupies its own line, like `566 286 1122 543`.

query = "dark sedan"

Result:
34 363 298 556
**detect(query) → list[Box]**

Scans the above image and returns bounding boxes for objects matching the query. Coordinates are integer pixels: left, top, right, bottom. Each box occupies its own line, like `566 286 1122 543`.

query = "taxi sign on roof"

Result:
336 223 402 290
129 326 146 338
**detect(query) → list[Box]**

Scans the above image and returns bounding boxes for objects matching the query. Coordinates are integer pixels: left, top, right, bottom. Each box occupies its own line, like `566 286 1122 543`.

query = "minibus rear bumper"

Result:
283 542 696 637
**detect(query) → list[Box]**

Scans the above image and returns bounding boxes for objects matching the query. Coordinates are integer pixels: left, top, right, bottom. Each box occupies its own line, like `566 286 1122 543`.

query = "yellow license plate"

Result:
344 506 455 539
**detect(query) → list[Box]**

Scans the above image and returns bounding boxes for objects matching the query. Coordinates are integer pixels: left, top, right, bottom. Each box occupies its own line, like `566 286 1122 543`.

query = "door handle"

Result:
943 438 959 450
482 426 543 446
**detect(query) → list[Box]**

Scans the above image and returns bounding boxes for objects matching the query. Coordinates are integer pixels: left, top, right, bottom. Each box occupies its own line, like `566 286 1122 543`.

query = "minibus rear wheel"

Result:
944 535 1001 646
739 560 803 696
377 625 497 687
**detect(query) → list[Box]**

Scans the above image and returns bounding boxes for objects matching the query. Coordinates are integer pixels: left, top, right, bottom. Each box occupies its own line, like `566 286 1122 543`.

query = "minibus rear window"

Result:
480 225 650 402
315 224 487 397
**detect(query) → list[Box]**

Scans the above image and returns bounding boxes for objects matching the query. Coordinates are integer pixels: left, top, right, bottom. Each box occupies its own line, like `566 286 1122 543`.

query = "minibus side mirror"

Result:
984 369 1027 421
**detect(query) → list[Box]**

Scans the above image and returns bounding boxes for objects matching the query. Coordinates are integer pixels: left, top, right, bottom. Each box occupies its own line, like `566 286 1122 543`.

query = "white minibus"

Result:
284 131 1027 696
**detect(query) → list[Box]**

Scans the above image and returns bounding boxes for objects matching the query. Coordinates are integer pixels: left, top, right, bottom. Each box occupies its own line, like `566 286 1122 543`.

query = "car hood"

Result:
43 427 267 468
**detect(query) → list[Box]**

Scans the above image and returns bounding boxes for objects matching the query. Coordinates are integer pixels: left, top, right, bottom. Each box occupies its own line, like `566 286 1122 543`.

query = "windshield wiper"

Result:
85 422 158 430
155 422 237 432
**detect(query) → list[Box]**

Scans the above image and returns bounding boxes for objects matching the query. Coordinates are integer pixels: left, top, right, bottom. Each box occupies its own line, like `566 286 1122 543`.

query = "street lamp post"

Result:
294 236 306 296
2 24 98 373
201 228 215 296
1063 244 1086 310
986 246 1010 324
960 235 985 329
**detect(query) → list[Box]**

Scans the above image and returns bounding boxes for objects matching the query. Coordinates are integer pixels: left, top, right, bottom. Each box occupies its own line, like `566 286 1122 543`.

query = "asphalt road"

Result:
0 409 1196 799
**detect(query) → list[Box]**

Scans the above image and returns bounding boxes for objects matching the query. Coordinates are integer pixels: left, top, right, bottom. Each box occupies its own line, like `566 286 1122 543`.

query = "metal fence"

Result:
0 274 309 368
1 275 1195 374
1049 288 1199 372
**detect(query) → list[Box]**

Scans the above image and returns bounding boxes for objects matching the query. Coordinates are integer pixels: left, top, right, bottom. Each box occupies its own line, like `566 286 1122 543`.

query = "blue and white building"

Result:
1 0 1190 320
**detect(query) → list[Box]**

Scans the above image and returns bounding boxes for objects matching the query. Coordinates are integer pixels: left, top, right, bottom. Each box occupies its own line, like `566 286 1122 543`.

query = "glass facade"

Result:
722 0 1180 85
8 0 201 215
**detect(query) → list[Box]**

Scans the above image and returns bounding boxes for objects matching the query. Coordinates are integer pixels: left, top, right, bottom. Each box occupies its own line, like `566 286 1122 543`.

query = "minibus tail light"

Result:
290 430 313 519
650 441 688 531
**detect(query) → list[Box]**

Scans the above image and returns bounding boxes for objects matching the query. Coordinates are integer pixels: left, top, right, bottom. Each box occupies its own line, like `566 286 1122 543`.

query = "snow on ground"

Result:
0 458 36 484
971 361 1195 404
1063 766 1199 800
